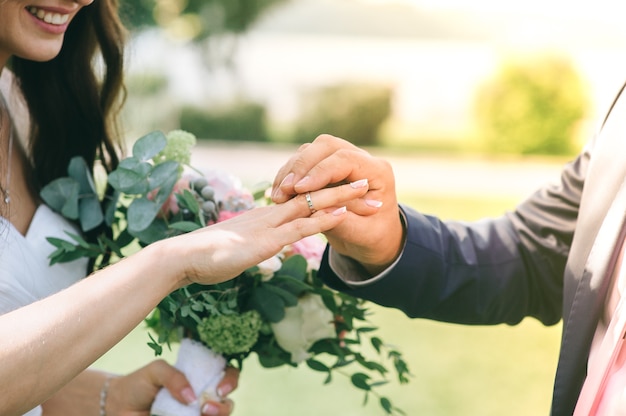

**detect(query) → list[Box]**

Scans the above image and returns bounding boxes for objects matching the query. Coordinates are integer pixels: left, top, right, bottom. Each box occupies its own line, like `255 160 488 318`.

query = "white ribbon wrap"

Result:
151 338 226 416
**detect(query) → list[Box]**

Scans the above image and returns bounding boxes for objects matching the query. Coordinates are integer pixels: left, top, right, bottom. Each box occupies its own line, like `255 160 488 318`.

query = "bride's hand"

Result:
168 180 369 287
106 360 239 415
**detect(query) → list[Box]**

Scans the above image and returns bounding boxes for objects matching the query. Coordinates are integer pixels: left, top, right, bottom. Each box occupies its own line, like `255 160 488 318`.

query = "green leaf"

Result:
40 177 80 218
270 275 312 296
278 255 308 281
169 221 201 232
127 197 161 233
67 156 97 194
357 327 378 334
306 359 330 372
371 337 383 354
107 161 150 194
380 397 393 414
250 286 285 323
351 373 371 391
176 189 201 216
46 237 79 251
263 283 298 307
133 130 167 161
129 218 169 245
103 190 120 227
147 332 163 356
148 160 179 191
78 195 104 232
62 232 91 249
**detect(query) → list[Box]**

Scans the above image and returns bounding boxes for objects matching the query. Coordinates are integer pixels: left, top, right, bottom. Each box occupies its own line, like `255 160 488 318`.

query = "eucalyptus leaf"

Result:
148 160 179 191
67 156 97 194
133 130 167 161
60 187 80 220
78 194 104 232
103 190 120 226
129 218 168 245
107 165 149 194
169 221 202 232
40 177 80 217
152 174 177 206
127 197 161 233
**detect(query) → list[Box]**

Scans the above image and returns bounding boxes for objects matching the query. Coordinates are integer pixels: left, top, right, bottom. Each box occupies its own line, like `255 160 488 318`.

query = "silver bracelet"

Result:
99 376 113 416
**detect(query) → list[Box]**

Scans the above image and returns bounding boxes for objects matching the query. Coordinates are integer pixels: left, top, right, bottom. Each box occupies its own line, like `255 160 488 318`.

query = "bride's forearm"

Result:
0 240 181 416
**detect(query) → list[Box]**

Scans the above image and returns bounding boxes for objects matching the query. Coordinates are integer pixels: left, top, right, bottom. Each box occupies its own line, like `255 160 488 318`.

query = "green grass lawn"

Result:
93 191 562 416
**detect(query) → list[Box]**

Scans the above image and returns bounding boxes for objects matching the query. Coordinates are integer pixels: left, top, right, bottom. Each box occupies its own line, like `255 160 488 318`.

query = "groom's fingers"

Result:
272 134 360 203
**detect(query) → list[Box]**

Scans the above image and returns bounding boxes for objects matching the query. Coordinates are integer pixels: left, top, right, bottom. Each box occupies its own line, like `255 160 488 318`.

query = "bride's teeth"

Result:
28 6 69 25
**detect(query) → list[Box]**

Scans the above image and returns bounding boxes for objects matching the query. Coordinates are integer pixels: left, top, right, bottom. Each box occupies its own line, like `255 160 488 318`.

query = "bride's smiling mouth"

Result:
27 6 70 25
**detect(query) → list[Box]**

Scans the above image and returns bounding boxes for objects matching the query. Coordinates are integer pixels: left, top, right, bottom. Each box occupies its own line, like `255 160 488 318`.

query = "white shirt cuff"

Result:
328 210 407 287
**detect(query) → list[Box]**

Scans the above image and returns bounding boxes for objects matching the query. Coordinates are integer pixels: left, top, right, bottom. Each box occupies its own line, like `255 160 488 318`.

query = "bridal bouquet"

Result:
41 130 410 415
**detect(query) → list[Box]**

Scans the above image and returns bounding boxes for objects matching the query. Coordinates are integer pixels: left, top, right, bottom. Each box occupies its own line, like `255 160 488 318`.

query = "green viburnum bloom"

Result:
197 310 263 355
156 129 197 167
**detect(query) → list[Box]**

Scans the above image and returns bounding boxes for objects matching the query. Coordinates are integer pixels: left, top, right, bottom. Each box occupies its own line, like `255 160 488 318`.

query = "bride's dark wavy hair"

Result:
11 0 127 188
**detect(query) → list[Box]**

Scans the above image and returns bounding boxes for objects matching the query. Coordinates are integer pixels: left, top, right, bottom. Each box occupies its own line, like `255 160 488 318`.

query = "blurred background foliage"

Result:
117 0 591 156
294 83 393 146
120 0 289 39
474 54 588 155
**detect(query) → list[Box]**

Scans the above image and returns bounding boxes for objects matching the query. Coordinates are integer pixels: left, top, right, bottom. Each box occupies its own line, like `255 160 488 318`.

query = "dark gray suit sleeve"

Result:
319 151 587 326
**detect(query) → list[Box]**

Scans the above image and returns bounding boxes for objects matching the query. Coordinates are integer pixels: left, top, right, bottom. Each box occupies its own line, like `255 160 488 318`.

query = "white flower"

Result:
256 255 282 281
270 293 335 363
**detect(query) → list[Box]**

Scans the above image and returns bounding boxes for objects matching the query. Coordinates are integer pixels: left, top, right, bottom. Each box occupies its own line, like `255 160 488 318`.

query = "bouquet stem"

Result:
151 338 226 416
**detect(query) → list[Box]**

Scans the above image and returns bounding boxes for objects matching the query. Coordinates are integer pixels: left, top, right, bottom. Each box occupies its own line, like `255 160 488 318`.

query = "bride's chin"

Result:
18 47 62 62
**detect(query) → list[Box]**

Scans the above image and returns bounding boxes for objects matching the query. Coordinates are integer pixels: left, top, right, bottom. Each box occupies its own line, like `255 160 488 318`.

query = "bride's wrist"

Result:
139 238 189 292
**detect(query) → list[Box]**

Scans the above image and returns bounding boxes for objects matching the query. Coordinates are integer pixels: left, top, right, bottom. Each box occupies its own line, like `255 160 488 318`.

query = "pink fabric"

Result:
575 243 626 415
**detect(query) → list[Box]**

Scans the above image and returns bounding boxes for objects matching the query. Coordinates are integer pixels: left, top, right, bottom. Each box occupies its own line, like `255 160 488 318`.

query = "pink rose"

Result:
285 235 327 270
148 177 191 218
217 210 244 223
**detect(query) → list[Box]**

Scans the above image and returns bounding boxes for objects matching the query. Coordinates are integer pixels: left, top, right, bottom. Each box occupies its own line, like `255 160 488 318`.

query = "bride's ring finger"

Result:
293 181 369 217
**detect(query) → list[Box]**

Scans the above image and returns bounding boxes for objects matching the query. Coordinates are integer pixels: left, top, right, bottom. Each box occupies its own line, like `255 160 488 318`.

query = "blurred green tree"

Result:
294 83 393 146
120 0 289 40
474 54 589 155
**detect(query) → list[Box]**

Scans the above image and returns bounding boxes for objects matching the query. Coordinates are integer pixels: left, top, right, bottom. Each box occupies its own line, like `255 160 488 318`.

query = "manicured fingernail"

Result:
202 402 220 416
181 387 197 404
218 384 233 397
279 172 294 188
365 199 383 208
271 187 283 201
333 206 347 216
295 176 310 188
350 179 368 189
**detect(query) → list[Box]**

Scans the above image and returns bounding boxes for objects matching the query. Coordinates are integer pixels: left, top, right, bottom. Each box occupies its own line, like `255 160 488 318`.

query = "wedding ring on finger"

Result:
305 192 316 214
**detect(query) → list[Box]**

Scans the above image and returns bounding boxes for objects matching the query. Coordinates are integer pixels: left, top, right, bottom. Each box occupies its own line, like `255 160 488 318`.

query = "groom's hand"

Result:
271 134 405 275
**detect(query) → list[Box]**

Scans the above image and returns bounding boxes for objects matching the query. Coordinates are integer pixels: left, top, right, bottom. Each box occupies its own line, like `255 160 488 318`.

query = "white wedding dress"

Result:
0 204 88 415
